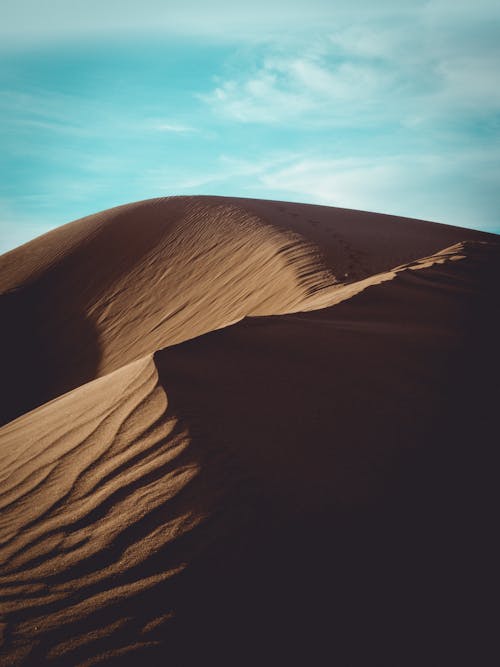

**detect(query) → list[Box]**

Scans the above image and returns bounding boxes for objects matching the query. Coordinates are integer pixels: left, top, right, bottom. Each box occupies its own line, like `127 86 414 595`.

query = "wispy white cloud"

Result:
257 150 500 230
0 0 413 46
0 88 116 140
433 56 500 112
201 2 500 127
0 88 201 147
201 53 393 125
148 120 197 133
0 89 89 126
260 155 443 207
142 152 296 192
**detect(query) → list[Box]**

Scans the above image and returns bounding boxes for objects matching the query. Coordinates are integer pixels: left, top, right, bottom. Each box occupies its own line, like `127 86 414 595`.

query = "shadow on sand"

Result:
147 243 499 666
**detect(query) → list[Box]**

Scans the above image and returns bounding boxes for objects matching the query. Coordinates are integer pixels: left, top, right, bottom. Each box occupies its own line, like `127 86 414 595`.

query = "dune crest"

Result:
1 195 489 426
0 197 338 425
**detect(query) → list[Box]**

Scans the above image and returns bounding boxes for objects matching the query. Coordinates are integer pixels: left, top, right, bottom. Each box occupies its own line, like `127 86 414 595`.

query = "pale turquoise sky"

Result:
1 0 499 251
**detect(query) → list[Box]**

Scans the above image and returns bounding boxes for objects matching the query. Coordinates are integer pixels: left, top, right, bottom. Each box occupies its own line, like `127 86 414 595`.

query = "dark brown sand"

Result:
0 196 498 665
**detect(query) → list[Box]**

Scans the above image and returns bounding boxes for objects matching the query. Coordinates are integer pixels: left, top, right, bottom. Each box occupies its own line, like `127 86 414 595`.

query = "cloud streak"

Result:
202 53 394 125
202 8 500 129
0 1 421 45
258 150 500 231
152 122 196 133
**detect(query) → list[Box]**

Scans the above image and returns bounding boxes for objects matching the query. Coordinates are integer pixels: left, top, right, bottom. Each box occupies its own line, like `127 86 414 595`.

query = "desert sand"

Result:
0 196 498 665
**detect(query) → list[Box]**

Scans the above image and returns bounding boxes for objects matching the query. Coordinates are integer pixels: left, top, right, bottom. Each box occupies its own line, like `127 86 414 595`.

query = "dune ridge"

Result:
0 196 499 665
1 195 489 426
0 197 339 426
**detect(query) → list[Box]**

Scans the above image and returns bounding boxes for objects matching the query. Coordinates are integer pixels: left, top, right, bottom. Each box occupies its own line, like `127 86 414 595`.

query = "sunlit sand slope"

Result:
0 357 220 666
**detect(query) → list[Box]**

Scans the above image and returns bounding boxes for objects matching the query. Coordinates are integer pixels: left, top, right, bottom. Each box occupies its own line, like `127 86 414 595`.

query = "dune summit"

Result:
0 196 499 666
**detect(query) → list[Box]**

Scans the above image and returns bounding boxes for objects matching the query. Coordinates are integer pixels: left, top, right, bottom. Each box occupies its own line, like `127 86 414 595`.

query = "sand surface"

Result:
0 196 499 665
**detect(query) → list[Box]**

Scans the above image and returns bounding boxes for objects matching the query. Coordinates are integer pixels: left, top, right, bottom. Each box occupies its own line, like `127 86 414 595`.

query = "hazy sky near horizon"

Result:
1 0 499 251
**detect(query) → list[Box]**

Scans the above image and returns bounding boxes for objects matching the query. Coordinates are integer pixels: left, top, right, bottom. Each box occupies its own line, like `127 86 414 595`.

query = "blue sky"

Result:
1 0 499 252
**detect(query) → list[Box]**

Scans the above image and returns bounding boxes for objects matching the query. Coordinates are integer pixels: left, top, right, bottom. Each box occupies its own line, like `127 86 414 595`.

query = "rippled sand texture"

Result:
1 196 499 666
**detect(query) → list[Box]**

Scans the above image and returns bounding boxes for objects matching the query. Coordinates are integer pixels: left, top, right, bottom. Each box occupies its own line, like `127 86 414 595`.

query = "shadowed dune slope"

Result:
0 233 499 665
0 196 491 425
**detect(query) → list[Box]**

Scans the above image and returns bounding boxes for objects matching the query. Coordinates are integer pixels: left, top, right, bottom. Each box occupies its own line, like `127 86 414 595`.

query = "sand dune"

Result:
0 197 498 665
0 196 487 425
